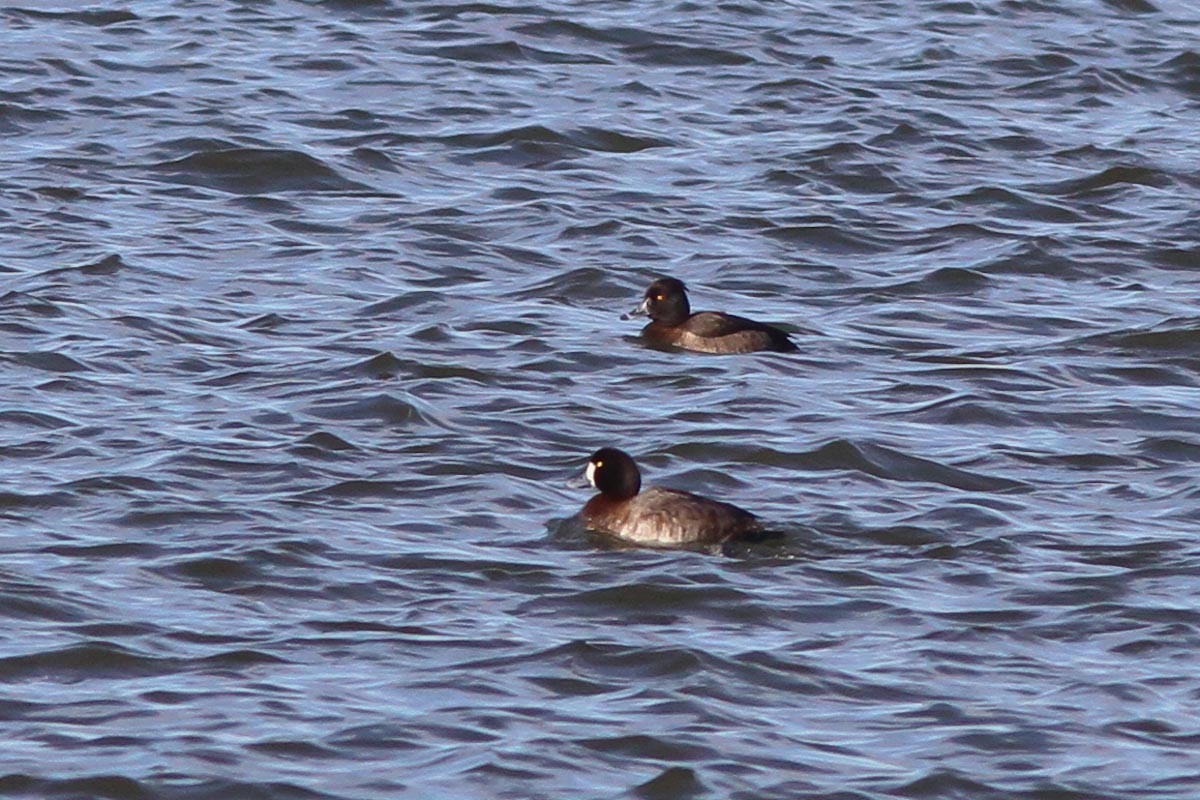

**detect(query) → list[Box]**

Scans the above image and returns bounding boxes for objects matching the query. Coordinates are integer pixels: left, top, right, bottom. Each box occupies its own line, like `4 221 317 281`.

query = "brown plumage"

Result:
575 447 763 546
627 277 797 354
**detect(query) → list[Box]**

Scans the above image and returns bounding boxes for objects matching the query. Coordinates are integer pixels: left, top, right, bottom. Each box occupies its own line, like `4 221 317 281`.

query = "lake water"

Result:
3 1 1200 798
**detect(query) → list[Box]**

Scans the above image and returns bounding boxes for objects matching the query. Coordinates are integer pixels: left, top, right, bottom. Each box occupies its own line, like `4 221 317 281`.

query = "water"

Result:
3 1 1200 797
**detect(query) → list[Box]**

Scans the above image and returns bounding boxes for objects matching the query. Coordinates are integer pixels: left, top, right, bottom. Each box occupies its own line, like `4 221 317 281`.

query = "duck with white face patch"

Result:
625 276 798 354
570 447 765 546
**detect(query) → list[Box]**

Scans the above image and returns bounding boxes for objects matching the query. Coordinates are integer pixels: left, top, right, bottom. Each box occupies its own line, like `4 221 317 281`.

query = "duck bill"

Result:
620 297 650 321
566 469 592 489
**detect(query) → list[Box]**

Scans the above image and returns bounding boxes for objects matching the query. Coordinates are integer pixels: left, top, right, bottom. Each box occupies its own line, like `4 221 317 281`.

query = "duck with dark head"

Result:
572 447 764 546
625 276 797 354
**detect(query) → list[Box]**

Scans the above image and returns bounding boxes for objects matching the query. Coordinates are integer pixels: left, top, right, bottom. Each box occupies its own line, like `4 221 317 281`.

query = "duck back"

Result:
584 486 762 545
644 312 796 354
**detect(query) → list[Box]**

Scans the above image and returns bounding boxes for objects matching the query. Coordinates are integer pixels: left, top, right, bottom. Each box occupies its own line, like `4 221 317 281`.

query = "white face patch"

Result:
586 460 597 487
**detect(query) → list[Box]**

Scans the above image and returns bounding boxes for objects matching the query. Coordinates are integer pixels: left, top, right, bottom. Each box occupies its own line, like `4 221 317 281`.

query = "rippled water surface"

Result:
3 1 1200 797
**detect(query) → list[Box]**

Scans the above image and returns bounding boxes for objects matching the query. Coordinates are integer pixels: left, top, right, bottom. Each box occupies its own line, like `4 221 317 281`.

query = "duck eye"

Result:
655 294 664 301
595 460 604 469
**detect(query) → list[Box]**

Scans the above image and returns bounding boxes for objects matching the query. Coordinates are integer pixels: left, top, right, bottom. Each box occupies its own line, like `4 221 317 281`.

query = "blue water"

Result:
3 1 1200 798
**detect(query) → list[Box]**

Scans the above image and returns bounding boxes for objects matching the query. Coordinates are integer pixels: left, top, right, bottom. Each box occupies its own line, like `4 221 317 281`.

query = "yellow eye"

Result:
595 460 604 468
655 294 664 301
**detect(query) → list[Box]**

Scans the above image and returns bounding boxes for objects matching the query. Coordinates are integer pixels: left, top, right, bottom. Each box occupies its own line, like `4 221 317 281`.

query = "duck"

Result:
625 276 797 354
572 447 764 546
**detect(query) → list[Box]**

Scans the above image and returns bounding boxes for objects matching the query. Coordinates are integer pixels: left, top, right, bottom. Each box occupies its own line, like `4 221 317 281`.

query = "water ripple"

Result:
2 1 1200 798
